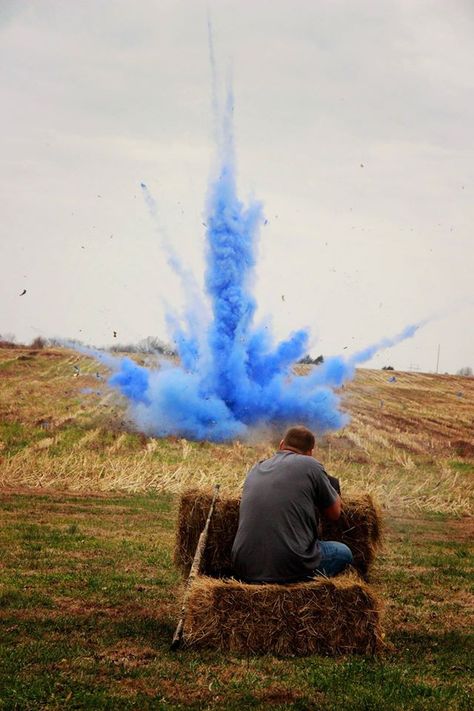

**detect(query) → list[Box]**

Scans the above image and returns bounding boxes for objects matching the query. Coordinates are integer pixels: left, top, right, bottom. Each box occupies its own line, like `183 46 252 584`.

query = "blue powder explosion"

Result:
88 90 423 442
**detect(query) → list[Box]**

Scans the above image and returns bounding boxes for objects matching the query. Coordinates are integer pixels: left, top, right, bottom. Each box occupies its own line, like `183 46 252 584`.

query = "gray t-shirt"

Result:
231 450 338 583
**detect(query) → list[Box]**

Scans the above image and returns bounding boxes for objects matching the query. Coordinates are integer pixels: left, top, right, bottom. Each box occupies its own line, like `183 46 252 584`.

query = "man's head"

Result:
279 425 315 456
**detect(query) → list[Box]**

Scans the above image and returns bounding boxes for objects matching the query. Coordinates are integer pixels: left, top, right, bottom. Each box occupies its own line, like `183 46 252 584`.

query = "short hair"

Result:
282 425 315 453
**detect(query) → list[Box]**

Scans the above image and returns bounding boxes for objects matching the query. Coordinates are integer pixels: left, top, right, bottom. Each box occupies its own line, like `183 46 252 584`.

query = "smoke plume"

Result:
88 87 423 442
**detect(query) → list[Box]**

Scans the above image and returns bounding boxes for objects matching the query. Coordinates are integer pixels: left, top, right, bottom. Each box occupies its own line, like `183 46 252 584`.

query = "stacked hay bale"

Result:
174 488 384 656
174 489 382 579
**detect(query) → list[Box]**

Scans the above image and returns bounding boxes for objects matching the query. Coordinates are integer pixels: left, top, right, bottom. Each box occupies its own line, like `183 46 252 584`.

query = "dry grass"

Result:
0 348 473 515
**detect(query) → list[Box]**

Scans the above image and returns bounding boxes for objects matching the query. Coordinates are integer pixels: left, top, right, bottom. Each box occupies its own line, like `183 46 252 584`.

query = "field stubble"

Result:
0 348 473 516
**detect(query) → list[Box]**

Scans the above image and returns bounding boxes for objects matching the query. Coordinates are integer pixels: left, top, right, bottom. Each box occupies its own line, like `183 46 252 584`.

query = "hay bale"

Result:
321 494 382 577
174 489 382 579
174 489 239 578
184 574 383 656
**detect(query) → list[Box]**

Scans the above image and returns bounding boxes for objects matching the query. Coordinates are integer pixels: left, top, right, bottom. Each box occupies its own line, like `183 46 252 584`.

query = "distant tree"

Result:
47 337 65 347
382 365 394 371
298 354 324 365
0 333 18 348
30 336 46 349
138 336 177 355
457 366 473 377
109 342 138 353
109 337 177 356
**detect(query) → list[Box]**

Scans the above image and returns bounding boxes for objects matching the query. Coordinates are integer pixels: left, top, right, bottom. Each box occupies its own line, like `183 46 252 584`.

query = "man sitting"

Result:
231 425 353 584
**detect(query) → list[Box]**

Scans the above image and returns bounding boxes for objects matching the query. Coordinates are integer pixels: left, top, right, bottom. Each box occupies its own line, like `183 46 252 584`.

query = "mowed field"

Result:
0 347 473 710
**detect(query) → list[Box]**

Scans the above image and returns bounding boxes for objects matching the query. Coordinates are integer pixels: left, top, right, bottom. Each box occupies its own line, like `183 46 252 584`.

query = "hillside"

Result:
0 347 472 514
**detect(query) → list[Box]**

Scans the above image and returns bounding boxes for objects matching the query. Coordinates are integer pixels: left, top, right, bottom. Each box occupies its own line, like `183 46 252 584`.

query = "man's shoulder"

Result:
288 452 325 472
276 453 328 482
248 451 327 477
311 457 326 473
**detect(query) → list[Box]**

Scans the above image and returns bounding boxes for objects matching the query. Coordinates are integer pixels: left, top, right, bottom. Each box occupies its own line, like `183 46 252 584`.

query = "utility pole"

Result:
435 344 440 374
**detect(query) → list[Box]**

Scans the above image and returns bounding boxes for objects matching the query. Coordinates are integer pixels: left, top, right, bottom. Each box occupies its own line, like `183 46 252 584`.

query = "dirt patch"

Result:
379 413 418 432
451 440 474 458
114 677 158 698
98 641 156 669
158 677 212 706
385 516 472 543
446 517 474 542
254 684 307 704
54 597 173 620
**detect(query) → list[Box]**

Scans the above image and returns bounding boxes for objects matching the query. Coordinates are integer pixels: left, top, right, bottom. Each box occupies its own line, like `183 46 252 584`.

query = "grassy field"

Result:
0 347 473 709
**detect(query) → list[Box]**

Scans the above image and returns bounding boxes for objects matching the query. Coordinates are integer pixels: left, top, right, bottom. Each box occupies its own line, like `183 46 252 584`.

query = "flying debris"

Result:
73 365 80 377
19 289 26 296
78 78 426 442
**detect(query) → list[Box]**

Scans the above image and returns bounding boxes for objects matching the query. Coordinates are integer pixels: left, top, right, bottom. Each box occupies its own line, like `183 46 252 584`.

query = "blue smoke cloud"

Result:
82 87 425 442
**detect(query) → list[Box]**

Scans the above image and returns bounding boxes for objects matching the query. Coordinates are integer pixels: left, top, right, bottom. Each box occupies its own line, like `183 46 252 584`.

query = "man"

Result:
231 425 353 584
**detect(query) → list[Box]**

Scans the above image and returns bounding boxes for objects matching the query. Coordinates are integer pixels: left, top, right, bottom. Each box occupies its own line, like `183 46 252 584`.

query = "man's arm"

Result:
326 473 340 494
322 495 341 522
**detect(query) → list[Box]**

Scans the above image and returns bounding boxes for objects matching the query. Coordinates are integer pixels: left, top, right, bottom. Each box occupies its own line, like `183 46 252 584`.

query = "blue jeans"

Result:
314 541 353 577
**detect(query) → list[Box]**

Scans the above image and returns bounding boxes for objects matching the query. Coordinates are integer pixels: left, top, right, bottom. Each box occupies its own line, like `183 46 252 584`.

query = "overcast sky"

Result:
1 0 473 373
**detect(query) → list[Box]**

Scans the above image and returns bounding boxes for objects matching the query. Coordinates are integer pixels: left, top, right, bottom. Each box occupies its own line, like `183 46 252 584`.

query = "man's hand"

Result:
323 496 341 522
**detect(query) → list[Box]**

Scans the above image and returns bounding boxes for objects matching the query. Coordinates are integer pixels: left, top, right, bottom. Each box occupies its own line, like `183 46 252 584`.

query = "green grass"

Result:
449 460 474 474
47 425 89 455
0 421 51 456
0 492 472 710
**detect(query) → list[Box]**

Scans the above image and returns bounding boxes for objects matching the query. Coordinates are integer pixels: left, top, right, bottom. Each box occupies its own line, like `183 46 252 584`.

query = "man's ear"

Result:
279 439 285 450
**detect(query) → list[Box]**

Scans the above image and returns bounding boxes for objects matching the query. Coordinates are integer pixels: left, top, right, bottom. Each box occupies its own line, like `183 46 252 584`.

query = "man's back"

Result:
231 450 338 583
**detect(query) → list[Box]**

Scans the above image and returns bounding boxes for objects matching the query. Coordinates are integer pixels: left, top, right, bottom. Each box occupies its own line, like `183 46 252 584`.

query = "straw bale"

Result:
174 489 382 579
184 574 383 656
321 494 382 577
174 488 239 578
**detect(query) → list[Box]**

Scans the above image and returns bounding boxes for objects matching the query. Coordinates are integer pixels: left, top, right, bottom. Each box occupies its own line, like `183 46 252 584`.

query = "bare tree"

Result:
30 337 46 349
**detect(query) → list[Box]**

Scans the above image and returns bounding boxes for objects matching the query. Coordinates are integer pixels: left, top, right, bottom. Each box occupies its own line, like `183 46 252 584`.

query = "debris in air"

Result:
19 289 27 296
